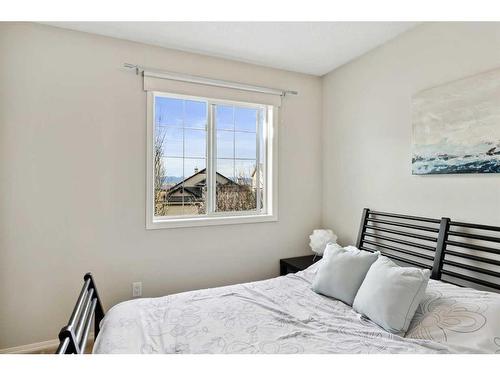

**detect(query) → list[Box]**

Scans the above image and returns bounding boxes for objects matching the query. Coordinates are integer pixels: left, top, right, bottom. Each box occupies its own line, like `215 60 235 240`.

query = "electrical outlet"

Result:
132 282 142 298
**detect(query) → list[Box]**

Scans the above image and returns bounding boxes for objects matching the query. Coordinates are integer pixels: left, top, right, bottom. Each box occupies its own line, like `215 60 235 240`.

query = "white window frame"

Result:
146 91 278 229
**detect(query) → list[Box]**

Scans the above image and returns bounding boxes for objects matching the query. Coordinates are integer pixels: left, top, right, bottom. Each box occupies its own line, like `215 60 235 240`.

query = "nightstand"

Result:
280 255 322 276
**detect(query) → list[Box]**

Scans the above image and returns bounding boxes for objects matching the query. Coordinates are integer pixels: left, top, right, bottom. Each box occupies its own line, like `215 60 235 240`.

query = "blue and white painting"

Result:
412 68 500 175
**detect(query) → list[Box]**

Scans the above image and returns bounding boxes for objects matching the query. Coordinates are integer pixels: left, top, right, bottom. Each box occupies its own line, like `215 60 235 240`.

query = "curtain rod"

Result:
124 63 298 97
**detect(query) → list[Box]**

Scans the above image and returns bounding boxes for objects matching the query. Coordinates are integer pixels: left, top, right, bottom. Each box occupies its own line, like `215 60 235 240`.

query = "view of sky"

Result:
156 97 260 181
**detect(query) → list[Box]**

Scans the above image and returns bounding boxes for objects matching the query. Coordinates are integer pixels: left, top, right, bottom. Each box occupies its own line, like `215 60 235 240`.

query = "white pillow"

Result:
353 256 430 335
312 244 379 306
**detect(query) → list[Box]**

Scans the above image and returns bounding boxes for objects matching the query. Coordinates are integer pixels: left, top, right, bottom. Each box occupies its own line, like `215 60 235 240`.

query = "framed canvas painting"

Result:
412 67 500 175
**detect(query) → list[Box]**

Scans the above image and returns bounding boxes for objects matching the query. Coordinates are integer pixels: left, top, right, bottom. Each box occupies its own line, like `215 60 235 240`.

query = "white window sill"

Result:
146 213 278 230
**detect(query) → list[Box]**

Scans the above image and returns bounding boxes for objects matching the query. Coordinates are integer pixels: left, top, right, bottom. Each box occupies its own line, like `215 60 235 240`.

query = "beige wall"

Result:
0 23 323 349
322 22 500 246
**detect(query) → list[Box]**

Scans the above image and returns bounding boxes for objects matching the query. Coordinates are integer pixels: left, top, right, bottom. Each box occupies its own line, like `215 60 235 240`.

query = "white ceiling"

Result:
42 22 418 76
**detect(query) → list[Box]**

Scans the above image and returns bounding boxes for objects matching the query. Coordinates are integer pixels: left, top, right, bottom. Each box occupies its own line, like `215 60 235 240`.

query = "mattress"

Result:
93 263 500 354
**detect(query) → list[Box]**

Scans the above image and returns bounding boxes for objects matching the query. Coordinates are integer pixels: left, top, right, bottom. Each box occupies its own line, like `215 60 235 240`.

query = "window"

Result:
147 92 276 229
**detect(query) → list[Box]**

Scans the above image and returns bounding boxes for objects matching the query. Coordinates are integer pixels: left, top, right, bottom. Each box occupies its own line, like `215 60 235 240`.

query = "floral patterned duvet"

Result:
93 263 500 354
406 279 500 353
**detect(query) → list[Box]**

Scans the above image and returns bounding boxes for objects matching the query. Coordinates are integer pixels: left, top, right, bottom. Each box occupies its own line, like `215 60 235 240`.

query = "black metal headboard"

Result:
356 209 444 273
439 220 500 290
356 208 500 292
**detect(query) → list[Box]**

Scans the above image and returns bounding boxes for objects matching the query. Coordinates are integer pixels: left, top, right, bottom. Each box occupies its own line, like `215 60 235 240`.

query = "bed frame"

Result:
56 208 500 354
356 209 500 291
56 273 104 354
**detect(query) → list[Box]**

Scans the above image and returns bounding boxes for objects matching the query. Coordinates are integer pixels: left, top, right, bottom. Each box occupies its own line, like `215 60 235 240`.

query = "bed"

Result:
56 208 500 354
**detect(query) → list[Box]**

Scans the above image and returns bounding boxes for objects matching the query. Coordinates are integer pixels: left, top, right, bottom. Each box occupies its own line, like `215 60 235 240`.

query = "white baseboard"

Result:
0 334 94 354
0 339 60 354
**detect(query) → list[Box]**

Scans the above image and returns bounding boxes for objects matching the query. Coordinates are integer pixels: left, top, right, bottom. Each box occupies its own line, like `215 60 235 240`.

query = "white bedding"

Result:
406 280 500 353
93 264 500 354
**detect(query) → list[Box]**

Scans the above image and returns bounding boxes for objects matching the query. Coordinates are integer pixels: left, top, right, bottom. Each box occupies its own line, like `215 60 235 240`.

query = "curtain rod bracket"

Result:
123 63 141 75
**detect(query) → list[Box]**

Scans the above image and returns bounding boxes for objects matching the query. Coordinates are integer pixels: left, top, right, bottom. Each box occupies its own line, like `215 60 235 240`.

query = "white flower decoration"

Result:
309 229 337 255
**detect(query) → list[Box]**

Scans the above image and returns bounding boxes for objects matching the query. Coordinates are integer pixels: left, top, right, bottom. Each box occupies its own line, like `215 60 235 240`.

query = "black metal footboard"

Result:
56 273 105 354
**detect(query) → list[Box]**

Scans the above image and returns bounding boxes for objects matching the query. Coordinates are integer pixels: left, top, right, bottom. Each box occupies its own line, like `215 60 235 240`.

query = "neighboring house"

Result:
159 168 238 215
